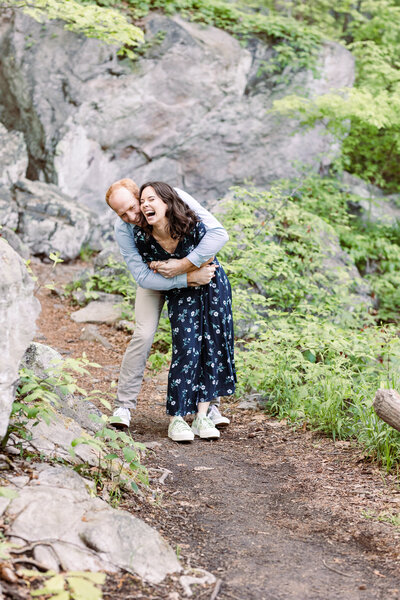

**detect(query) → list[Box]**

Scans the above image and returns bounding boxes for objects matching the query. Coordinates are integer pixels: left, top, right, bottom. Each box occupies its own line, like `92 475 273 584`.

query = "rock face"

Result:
4 464 181 581
0 11 354 211
0 122 28 186
21 342 103 434
13 178 95 260
342 172 400 228
0 239 40 441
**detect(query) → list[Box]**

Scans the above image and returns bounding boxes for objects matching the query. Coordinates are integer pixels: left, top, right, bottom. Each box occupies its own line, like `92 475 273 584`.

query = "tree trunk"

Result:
373 389 400 433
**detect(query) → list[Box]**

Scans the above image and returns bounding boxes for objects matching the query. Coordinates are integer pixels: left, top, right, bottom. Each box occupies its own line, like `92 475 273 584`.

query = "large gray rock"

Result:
21 412 101 465
0 226 30 259
71 300 124 324
342 172 400 228
5 464 181 582
0 239 40 441
0 122 28 186
0 185 19 230
13 178 94 260
0 11 354 212
21 342 103 433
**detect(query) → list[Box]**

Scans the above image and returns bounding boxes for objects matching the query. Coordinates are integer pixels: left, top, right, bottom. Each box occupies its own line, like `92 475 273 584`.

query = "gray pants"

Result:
116 286 220 410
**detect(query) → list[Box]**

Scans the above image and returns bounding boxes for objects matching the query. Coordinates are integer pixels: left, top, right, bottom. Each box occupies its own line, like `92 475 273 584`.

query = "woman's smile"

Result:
140 186 167 226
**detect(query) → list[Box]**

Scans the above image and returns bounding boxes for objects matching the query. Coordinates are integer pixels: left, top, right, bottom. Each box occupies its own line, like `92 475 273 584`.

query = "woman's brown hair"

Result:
139 182 199 240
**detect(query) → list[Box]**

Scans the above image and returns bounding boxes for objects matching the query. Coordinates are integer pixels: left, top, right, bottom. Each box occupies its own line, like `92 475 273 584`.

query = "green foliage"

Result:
68 258 172 369
68 258 136 302
4 355 100 449
79 244 98 262
6 0 144 56
27 570 106 600
214 177 400 471
236 313 400 471
72 413 148 499
147 312 172 372
217 184 367 329
79 0 322 74
0 487 18 499
7 355 148 499
363 509 400 528
67 257 136 320
271 0 400 192
0 539 17 560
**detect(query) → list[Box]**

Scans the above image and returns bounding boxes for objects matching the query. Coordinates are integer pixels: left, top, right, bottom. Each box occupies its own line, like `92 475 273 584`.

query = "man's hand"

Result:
187 263 218 287
149 257 195 278
150 257 215 278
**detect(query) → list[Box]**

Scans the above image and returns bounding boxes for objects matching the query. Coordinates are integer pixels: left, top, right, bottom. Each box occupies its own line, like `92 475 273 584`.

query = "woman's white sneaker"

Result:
191 415 220 439
168 417 195 442
111 407 131 428
207 405 230 427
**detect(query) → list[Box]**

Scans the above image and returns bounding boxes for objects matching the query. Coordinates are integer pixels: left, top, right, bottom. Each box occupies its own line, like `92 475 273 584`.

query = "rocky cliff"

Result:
0 10 354 214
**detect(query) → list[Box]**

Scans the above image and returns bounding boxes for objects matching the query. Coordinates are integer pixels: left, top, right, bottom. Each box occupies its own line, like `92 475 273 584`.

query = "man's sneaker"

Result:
191 415 220 439
110 407 131 428
207 405 230 427
168 417 195 442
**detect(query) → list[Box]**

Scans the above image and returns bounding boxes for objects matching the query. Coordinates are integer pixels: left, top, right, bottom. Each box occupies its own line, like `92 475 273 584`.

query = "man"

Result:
106 178 230 430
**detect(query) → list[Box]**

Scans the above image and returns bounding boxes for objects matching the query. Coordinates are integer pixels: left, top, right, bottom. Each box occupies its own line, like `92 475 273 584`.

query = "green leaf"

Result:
67 572 106 585
0 487 18 499
104 453 118 461
303 350 316 363
67 575 103 600
123 447 138 463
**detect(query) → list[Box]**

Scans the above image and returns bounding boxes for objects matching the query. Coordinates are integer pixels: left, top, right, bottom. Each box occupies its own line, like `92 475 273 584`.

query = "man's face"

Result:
109 187 140 224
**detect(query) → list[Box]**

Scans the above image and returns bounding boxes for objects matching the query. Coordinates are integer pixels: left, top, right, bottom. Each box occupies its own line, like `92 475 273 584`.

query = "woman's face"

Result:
140 186 168 227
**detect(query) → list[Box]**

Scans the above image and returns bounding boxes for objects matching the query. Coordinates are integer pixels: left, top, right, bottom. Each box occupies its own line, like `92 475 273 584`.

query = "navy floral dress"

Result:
134 222 236 416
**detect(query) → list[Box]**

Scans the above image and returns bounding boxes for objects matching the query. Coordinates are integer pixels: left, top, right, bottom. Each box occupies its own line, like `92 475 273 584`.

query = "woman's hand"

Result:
149 258 192 278
187 263 218 286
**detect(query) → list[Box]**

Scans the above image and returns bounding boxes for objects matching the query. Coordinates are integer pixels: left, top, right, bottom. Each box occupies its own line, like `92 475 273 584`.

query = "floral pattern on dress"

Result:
134 221 236 416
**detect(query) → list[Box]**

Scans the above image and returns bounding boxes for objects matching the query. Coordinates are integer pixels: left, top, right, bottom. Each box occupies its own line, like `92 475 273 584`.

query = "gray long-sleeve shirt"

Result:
114 187 229 291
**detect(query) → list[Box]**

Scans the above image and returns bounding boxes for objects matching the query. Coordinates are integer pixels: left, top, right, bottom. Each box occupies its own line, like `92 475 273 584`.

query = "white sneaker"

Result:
191 415 220 439
207 405 230 427
168 416 195 442
111 407 131 428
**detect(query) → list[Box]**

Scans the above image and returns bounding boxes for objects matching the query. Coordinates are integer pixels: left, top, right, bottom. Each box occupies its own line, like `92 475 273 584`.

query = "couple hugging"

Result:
106 179 236 442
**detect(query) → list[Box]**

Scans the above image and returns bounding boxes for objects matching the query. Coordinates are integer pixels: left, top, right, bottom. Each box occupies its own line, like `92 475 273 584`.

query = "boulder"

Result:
13 178 94 260
71 300 124 324
0 239 40 441
342 172 400 228
0 122 28 186
0 185 18 230
20 412 101 465
0 227 30 259
5 464 181 581
20 342 103 433
0 11 355 213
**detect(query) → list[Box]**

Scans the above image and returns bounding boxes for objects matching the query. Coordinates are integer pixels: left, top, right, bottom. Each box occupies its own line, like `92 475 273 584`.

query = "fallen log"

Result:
373 389 400 433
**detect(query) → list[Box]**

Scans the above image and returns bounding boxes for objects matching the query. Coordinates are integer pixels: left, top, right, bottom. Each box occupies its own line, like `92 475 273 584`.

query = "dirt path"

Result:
33 262 400 599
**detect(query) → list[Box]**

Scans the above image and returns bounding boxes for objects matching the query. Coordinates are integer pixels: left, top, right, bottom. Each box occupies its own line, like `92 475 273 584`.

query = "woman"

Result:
134 182 236 442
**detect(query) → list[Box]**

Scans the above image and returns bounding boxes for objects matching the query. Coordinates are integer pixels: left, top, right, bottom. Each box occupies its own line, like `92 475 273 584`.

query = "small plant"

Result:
71 408 148 496
25 251 64 294
6 355 149 497
67 257 136 304
79 244 98 262
362 509 400 528
24 569 106 600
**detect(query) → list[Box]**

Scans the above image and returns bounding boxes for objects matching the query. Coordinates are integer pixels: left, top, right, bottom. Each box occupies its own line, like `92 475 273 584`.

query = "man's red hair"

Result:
105 178 139 206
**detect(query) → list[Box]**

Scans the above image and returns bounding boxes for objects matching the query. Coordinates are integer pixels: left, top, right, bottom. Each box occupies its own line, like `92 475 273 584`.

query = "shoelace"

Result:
172 418 190 431
208 406 220 417
198 416 215 427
